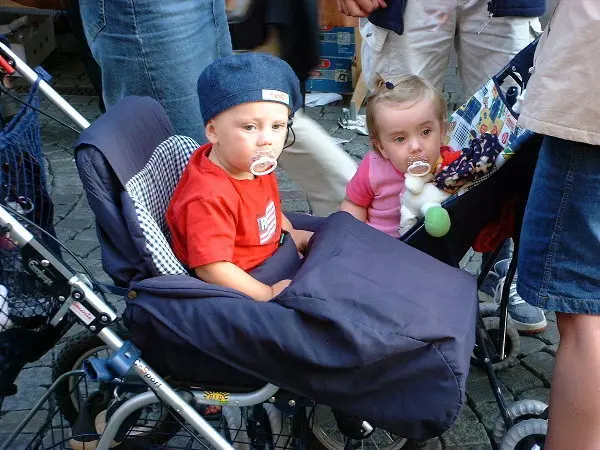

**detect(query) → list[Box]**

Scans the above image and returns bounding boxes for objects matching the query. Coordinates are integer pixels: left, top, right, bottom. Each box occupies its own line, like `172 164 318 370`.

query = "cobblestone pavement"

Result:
0 52 557 449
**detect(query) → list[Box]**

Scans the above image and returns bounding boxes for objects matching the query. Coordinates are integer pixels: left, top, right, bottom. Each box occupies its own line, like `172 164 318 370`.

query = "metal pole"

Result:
0 42 90 130
96 327 234 450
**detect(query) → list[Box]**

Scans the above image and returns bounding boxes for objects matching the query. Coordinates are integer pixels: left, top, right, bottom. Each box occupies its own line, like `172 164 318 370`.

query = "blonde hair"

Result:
366 74 447 154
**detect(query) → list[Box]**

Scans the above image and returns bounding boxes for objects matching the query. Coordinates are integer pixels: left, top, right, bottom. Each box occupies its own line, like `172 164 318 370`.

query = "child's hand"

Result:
289 229 314 254
271 279 292 298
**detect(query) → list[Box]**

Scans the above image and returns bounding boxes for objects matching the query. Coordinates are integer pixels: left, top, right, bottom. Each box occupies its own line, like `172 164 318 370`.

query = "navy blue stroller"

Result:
0 95 476 449
0 38 545 450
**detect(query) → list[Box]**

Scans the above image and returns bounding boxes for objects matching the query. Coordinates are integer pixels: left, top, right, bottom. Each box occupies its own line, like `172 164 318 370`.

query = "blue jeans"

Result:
79 0 232 143
518 136 600 314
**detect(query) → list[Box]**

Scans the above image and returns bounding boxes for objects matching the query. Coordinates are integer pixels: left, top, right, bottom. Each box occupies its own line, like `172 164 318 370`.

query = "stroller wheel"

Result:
52 325 180 447
500 418 547 450
52 323 129 423
480 316 521 371
295 405 408 450
493 399 548 447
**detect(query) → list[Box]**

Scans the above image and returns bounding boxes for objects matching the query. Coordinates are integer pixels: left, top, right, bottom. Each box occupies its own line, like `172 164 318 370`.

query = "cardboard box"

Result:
319 26 355 58
306 56 353 93
0 13 56 68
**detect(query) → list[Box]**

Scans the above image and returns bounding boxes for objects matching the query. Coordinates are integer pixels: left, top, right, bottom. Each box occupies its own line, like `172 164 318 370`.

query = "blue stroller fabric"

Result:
75 96 175 285
124 212 477 439
74 96 478 440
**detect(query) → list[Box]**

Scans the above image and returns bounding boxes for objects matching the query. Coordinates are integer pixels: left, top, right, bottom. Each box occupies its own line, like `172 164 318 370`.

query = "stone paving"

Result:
0 51 558 449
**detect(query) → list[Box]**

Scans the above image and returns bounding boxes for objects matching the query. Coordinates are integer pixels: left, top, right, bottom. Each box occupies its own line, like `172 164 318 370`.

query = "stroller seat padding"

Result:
124 212 477 439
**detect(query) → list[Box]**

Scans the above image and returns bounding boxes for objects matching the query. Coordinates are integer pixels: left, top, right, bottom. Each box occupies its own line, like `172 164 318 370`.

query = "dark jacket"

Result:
370 0 546 35
228 0 320 87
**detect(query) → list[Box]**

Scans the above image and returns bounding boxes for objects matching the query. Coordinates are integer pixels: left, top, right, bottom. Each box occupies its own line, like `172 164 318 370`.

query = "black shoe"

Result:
68 390 110 450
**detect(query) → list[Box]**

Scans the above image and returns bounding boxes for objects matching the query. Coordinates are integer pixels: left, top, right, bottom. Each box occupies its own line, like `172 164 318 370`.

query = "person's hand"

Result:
225 0 236 12
8 0 66 9
336 0 387 17
289 229 314 254
271 279 292 298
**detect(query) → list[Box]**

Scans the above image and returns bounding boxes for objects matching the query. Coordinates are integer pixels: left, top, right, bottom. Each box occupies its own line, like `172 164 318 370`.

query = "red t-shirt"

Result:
166 144 282 271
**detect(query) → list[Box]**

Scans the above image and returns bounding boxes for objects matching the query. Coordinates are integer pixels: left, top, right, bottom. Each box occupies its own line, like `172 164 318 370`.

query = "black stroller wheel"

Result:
294 405 407 450
52 323 129 423
52 326 180 447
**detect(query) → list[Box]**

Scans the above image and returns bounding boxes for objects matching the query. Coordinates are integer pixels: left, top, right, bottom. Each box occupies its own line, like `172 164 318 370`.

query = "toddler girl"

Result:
340 75 451 237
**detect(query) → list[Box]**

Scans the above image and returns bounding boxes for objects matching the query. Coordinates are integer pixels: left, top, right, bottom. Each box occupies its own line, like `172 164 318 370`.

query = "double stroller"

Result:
0 38 547 450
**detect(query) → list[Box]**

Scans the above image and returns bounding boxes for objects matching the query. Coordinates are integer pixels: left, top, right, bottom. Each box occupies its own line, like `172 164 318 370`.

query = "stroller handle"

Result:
0 42 91 130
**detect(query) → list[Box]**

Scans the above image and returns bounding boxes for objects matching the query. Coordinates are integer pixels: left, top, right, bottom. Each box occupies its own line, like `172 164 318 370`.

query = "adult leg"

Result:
456 0 541 98
359 0 457 92
66 0 104 110
545 313 600 449
78 0 232 143
278 110 357 216
518 136 600 449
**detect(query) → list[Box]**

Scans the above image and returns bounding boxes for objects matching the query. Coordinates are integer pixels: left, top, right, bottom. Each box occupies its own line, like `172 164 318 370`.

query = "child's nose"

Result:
408 139 421 153
258 129 274 145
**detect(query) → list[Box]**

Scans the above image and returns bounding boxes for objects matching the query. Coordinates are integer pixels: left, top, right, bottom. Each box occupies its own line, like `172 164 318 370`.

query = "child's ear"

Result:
205 120 218 144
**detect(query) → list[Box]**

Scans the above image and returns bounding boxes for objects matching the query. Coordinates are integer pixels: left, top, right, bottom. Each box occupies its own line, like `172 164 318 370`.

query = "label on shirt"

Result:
258 200 277 244
262 89 289 105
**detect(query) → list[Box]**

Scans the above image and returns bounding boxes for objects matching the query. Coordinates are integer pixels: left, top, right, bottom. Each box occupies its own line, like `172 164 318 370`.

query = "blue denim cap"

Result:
197 53 303 123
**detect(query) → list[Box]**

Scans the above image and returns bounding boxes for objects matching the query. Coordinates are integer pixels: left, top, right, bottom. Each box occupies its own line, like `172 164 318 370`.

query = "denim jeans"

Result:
79 0 233 143
518 136 600 314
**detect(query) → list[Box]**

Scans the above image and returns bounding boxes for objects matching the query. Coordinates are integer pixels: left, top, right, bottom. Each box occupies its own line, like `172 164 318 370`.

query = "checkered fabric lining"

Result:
125 135 198 275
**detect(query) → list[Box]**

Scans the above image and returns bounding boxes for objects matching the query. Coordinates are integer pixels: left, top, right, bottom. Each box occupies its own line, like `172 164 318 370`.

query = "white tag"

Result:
71 301 95 325
262 89 289 105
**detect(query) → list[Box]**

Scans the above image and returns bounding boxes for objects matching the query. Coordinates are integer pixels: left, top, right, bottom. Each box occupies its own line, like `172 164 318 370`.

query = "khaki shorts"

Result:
360 0 542 99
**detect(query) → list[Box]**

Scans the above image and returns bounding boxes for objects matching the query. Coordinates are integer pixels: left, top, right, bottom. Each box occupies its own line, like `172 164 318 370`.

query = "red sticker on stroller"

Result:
71 301 95 325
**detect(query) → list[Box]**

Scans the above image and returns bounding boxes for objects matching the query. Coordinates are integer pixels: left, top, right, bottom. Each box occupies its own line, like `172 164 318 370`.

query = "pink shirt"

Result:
346 151 405 238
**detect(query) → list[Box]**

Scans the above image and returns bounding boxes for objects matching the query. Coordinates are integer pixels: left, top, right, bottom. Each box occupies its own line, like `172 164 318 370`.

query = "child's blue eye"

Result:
395 137 405 143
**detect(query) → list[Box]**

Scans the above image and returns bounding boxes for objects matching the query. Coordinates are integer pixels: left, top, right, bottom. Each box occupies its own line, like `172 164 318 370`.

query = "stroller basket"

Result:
21 373 299 450
21 372 404 450
0 82 73 396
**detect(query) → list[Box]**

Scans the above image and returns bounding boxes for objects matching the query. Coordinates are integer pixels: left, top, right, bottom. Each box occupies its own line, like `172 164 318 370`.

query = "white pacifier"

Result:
250 153 278 176
407 155 432 177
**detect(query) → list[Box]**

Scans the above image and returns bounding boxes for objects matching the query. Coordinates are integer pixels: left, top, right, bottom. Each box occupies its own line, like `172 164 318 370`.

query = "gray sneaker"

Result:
493 259 547 334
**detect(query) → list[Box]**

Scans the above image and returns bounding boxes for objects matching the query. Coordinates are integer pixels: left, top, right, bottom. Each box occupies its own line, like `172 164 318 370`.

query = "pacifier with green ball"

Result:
424 206 451 237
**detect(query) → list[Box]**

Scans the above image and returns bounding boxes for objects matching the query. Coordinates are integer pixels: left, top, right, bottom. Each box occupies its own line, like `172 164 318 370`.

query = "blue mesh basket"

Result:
0 82 73 396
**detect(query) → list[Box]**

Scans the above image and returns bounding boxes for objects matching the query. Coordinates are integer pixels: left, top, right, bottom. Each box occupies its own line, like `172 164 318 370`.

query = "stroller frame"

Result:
0 42 300 450
0 38 546 449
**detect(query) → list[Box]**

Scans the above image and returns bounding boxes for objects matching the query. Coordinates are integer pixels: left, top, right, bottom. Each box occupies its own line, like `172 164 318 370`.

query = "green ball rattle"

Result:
424 206 451 237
